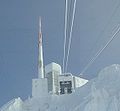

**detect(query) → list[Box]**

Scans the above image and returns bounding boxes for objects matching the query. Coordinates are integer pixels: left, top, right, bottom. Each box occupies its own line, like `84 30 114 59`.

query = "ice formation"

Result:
1 64 120 111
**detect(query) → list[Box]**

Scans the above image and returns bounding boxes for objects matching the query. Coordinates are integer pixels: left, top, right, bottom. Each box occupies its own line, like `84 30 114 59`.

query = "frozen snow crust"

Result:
1 64 120 111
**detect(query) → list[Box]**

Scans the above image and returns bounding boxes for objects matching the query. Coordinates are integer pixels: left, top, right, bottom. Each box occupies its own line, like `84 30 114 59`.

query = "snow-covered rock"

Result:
8 98 23 111
82 64 120 111
0 97 24 111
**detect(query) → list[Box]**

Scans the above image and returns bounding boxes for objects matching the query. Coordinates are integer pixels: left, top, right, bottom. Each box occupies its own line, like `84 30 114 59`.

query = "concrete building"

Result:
44 62 88 95
45 62 61 94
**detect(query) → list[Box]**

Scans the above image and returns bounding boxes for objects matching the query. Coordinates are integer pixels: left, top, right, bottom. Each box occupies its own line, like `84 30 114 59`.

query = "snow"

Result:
0 98 23 111
1 64 120 111
8 98 23 111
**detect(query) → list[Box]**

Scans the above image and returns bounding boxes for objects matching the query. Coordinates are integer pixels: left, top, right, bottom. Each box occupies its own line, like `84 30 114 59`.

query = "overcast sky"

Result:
0 0 120 107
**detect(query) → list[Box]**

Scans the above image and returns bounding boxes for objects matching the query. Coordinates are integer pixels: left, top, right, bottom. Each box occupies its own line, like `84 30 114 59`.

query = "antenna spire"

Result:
39 17 42 34
38 16 44 78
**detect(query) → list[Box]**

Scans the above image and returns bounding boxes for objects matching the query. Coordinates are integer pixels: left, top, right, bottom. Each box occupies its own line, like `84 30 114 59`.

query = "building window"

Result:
60 81 72 94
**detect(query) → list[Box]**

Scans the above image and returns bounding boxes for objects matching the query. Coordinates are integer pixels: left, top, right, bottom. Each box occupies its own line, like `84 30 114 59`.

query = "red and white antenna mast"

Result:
38 17 44 78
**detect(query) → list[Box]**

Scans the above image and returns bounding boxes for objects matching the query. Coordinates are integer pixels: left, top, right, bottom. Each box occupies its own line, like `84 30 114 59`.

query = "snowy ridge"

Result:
0 98 15 111
1 64 120 111
0 98 23 111
82 64 120 111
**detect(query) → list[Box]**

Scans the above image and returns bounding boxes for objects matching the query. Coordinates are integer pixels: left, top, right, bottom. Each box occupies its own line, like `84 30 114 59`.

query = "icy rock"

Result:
82 64 120 111
7 97 23 111
96 64 120 95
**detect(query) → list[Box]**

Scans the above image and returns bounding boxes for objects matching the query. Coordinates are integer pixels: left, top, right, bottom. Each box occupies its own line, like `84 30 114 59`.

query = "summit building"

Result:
32 18 88 98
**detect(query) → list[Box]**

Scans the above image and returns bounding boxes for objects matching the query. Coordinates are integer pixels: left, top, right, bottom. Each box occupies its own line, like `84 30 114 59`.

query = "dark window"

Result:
60 81 72 94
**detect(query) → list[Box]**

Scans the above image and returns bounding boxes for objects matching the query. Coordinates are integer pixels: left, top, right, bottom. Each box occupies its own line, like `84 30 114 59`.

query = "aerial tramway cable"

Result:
79 25 120 75
65 0 77 73
79 0 120 75
85 0 120 67
63 0 68 73
63 0 76 73
62 0 120 74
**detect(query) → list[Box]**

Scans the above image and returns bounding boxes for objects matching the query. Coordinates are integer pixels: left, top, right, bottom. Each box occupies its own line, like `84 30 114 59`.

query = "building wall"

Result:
45 62 61 95
32 78 48 98
46 70 59 94
73 76 88 88
46 72 53 93
53 70 59 94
